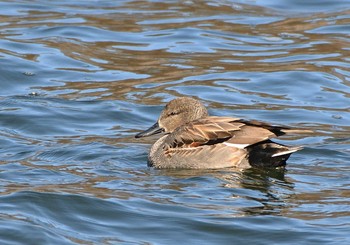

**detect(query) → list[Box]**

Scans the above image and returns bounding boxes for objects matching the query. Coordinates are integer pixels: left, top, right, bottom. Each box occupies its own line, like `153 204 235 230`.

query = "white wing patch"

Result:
223 142 249 149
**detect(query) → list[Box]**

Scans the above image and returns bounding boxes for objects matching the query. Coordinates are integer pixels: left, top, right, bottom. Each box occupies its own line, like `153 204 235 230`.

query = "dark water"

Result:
0 0 349 244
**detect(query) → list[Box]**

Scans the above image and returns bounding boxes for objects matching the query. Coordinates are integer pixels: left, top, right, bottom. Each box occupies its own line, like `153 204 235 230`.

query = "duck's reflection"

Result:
156 166 294 216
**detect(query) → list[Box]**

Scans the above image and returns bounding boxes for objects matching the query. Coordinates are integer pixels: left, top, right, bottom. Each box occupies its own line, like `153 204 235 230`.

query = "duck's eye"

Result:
168 111 179 116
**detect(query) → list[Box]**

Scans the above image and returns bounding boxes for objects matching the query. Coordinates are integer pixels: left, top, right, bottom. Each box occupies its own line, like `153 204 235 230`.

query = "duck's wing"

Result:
163 116 290 149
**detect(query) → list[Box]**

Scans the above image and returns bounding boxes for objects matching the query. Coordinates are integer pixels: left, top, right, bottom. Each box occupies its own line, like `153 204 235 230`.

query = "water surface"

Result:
0 0 349 244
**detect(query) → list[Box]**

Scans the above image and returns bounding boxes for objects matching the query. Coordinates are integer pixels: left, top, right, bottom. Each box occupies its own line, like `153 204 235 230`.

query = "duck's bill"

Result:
135 122 164 138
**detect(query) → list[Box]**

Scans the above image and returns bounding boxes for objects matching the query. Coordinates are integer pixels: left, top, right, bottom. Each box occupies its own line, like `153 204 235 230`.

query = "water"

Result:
0 0 349 244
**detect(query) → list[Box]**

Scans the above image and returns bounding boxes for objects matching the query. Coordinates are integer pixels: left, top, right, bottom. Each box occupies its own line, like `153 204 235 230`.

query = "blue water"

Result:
0 0 349 244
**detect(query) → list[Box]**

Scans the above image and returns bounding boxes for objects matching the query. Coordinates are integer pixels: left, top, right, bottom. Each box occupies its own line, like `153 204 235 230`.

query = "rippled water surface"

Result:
0 0 349 244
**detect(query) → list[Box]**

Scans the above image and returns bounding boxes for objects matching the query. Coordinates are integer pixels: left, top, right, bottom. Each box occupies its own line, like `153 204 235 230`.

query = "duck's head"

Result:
135 97 208 138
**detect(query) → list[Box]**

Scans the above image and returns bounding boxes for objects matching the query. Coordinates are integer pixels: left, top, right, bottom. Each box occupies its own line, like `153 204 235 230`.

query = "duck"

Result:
135 97 307 169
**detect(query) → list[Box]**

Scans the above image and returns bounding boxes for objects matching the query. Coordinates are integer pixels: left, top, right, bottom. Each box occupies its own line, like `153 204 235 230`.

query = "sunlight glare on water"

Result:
0 0 349 244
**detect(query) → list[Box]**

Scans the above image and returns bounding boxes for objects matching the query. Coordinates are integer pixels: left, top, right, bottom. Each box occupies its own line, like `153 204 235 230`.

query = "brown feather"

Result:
163 116 301 150
136 97 308 169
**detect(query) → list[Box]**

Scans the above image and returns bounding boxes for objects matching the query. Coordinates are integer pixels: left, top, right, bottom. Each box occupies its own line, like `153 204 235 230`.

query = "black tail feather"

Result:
247 140 300 168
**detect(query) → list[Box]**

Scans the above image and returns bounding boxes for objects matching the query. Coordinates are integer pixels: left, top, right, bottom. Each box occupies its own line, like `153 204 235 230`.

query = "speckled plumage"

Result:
135 97 307 169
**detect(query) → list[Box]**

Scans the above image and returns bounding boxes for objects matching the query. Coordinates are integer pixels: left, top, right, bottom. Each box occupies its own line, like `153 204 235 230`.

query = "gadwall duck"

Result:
135 97 307 169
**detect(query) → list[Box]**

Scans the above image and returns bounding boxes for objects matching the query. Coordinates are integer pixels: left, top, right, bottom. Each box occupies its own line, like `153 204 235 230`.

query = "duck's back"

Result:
147 116 301 169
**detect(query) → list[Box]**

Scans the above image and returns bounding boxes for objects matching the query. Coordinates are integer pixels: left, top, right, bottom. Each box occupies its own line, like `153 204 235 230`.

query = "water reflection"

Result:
154 167 293 216
0 0 349 244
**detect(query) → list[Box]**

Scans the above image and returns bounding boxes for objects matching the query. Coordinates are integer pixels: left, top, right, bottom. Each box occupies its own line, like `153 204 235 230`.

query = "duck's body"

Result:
135 97 306 169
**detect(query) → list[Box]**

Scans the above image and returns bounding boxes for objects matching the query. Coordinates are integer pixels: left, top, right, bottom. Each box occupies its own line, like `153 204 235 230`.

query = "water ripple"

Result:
0 0 349 244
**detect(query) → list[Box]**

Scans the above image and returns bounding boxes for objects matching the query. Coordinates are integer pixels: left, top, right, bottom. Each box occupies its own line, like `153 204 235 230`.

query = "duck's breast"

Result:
149 136 249 169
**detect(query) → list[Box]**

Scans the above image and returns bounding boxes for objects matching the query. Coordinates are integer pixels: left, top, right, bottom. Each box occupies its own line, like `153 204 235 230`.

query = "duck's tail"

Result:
247 141 302 168
271 146 303 157
281 129 313 135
